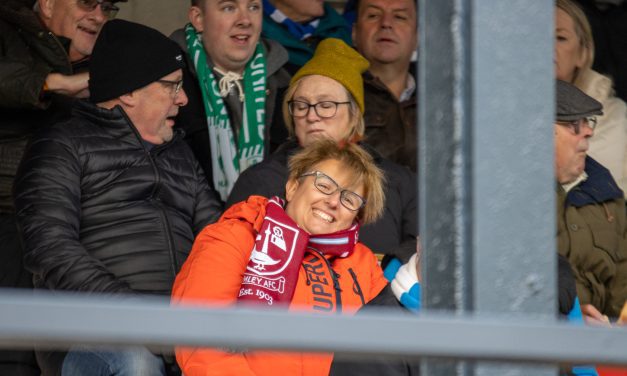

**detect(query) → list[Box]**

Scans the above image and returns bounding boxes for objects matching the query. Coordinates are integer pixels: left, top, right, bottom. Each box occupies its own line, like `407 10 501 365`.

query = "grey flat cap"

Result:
556 79 603 121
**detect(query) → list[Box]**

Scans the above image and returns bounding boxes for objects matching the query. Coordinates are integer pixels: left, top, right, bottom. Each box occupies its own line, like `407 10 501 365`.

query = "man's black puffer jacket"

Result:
14 100 223 295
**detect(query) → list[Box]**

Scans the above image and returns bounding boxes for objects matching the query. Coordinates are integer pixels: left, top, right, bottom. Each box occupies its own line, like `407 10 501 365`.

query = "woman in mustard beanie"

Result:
228 37 418 270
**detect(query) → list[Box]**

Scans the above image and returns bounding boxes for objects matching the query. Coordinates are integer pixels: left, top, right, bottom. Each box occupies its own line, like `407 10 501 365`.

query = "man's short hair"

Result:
354 0 418 17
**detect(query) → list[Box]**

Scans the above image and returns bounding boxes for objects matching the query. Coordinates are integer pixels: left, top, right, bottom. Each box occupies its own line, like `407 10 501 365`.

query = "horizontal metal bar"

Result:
0 289 625 365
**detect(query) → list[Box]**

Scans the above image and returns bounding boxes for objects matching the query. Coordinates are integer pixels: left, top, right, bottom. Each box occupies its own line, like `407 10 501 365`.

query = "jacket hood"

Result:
220 195 269 233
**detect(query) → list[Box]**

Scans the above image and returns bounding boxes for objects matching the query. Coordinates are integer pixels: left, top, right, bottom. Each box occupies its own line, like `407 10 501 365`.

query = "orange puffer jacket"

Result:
172 196 387 376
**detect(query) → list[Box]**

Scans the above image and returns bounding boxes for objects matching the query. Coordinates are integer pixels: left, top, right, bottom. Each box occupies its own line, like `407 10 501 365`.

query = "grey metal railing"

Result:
1 1 619 375
0 290 626 367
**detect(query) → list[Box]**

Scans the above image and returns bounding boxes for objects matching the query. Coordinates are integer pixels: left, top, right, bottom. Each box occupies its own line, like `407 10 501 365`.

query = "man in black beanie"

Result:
554 79 627 325
13 19 223 375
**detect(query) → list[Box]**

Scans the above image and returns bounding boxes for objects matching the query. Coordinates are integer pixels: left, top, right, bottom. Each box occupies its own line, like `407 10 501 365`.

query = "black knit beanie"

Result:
89 19 185 103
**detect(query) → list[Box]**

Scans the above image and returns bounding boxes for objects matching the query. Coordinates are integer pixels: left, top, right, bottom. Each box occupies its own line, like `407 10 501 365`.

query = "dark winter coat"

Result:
227 140 418 262
14 100 223 295
557 156 627 318
0 0 82 213
363 71 417 171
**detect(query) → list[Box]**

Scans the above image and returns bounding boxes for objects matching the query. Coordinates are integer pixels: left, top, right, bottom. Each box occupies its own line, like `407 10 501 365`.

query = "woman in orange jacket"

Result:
172 139 388 375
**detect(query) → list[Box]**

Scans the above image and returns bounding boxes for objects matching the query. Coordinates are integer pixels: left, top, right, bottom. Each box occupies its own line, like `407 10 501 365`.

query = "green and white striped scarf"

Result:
185 24 267 200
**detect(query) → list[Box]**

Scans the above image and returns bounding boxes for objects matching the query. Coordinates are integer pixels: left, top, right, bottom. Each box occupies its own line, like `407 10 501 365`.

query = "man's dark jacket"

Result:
0 2 79 373
557 156 627 317
227 140 418 262
14 100 223 295
0 0 80 213
363 72 417 171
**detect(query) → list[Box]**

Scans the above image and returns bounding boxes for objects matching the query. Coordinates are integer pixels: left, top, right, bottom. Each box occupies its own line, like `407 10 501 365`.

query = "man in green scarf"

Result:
171 0 291 202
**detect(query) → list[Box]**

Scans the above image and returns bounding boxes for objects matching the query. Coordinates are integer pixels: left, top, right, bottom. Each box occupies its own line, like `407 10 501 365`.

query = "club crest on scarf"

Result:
240 198 308 306
238 197 360 307
245 216 304 280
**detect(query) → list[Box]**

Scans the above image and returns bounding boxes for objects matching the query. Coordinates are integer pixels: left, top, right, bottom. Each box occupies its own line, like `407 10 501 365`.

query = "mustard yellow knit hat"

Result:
290 38 370 113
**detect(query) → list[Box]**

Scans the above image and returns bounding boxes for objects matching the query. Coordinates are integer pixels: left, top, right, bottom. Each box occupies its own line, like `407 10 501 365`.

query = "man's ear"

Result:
118 91 136 107
285 178 299 203
38 0 55 21
189 6 204 32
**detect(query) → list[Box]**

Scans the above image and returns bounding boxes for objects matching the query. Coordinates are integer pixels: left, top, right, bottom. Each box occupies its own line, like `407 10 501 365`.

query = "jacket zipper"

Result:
348 268 365 306
122 110 179 279
148 151 178 278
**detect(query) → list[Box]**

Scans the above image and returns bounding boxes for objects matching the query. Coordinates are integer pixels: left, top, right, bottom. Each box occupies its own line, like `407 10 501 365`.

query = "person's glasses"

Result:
288 100 350 119
157 79 184 97
300 171 366 212
556 116 597 135
76 0 120 19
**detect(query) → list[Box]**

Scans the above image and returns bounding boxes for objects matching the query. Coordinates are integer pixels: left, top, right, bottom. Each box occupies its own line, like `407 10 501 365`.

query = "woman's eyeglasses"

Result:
300 171 366 211
288 100 350 119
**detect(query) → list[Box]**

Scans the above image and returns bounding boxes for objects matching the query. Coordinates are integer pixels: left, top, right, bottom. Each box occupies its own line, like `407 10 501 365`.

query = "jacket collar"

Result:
565 156 623 207
363 71 417 104
72 100 184 151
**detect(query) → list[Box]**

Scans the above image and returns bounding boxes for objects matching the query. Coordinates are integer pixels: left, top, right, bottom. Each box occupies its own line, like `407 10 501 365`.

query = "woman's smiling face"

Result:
285 159 363 235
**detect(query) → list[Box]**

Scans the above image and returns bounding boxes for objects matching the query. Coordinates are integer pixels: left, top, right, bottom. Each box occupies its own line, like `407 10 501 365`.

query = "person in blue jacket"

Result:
261 0 352 73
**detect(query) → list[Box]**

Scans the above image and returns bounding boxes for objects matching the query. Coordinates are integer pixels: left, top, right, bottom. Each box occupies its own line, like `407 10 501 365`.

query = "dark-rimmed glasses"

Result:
76 0 120 19
300 171 366 211
288 100 350 119
556 116 597 135
157 79 184 96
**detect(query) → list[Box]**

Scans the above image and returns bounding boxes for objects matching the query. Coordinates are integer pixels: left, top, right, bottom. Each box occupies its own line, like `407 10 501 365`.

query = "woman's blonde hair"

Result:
282 77 366 145
287 139 385 225
556 0 595 87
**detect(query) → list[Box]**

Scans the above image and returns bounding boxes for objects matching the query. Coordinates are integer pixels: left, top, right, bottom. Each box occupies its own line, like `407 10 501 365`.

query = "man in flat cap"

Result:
555 79 627 324
14 19 222 375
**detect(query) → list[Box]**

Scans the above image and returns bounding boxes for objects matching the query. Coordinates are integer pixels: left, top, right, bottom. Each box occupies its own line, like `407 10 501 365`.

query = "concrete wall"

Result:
115 0 349 36
116 1 190 36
